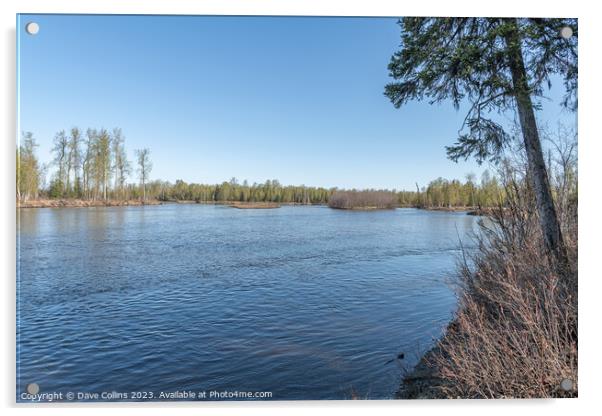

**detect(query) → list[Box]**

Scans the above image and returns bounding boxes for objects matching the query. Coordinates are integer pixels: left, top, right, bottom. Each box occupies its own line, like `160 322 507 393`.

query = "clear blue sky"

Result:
17 14 576 190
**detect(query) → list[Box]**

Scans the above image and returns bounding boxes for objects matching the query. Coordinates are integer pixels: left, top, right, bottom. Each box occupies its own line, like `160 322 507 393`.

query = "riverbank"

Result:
395 321 462 399
420 206 498 216
17 199 162 208
421 206 471 212
329 206 395 211
228 202 281 209
398 197 578 399
396 345 447 399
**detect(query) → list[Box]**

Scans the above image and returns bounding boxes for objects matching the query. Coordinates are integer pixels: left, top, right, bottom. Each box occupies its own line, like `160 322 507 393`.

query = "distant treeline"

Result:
17 128 505 208
143 175 503 208
155 178 331 204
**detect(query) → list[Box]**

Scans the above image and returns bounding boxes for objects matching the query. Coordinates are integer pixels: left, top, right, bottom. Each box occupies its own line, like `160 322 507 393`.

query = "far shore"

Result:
227 201 281 209
421 206 487 215
17 199 488 216
17 198 162 209
421 206 471 212
328 206 395 211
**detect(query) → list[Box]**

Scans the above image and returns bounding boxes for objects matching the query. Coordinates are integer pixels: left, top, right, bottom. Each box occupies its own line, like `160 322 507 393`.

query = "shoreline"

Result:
396 344 447 399
227 202 281 209
396 320 460 399
420 206 482 214
16 199 490 216
17 199 162 209
328 206 395 211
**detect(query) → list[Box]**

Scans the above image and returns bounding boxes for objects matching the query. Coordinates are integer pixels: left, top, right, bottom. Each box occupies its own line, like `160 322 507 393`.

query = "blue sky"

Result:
17 14 576 190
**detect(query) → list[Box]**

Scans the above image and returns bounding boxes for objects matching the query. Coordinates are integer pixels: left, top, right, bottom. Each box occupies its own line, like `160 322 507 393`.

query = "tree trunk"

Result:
505 20 569 270
141 165 146 204
66 165 71 196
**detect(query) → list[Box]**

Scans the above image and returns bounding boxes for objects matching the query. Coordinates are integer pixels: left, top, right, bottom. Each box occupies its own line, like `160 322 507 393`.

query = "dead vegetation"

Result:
404 129 578 399
328 190 396 210
432 206 577 398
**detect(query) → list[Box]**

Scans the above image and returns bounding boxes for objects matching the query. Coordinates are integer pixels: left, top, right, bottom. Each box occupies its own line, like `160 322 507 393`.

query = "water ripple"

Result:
17 206 479 400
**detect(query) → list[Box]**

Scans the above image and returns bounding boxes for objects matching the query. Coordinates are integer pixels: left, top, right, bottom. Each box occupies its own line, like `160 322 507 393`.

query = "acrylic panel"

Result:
16 14 578 402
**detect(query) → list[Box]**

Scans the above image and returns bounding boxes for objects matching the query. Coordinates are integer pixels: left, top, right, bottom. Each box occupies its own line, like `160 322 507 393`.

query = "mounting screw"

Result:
560 378 573 391
25 22 39 35
560 26 573 39
26 383 40 394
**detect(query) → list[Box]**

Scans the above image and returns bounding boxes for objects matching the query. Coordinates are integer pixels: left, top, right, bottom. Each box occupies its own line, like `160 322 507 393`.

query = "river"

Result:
17 204 479 401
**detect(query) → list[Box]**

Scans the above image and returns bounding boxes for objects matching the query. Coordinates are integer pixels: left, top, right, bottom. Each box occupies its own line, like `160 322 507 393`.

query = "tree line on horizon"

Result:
152 173 503 208
17 128 510 209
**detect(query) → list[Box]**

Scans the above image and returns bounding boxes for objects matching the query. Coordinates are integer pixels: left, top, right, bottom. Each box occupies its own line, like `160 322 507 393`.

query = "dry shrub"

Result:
328 190 396 209
429 160 577 398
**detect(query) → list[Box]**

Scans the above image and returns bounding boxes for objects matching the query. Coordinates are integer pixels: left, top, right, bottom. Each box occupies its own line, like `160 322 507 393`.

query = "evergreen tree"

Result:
385 17 577 267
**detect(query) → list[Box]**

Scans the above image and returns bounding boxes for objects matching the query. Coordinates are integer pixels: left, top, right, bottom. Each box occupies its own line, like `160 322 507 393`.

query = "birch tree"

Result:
112 128 131 200
95 129 112 200
52 130 69 197
135 148 152 202
68 127 82 197
81 129 96 199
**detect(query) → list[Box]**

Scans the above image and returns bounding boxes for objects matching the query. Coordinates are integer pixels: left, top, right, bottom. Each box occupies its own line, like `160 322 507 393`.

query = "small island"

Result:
327 190 396 210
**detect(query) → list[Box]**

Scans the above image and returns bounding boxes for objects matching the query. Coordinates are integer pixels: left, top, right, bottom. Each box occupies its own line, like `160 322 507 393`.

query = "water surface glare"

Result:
17 205 479 401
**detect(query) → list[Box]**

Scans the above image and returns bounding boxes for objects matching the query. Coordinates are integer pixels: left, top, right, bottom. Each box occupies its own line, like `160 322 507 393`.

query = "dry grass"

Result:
427 169 578 398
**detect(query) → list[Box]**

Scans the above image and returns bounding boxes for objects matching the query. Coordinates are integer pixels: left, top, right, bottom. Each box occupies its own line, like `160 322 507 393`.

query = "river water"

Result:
17 204 479 401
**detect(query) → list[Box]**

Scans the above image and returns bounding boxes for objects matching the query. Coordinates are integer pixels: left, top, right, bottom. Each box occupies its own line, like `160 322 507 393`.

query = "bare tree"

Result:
94 129 112 201
68 127 82 197
81 129 96 199
112 128 131 200
544 125 578 229
135 148 152 202
52 130 69 197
